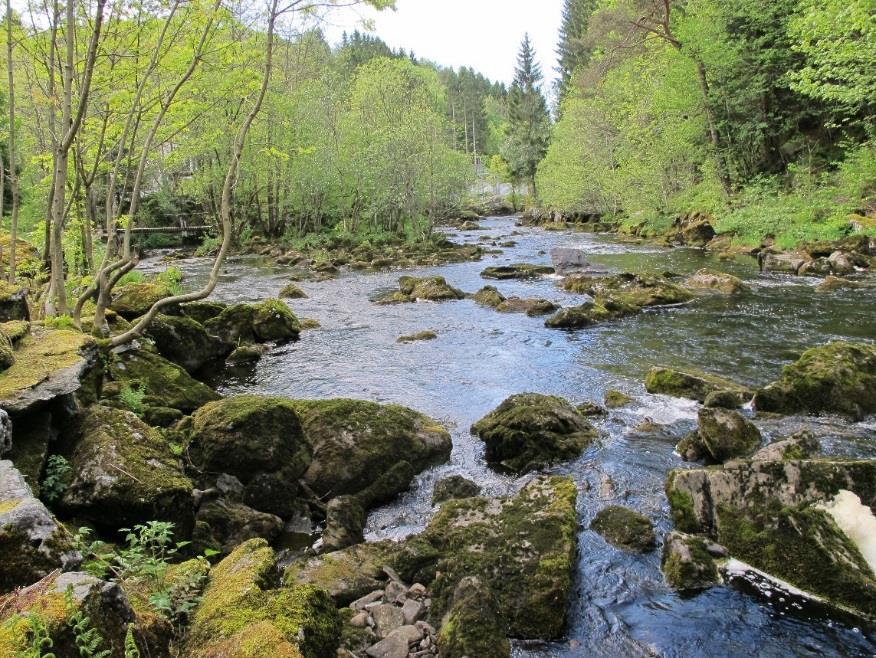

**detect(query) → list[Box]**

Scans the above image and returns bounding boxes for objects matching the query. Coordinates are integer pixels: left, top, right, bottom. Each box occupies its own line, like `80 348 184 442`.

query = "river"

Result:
167 216 876 657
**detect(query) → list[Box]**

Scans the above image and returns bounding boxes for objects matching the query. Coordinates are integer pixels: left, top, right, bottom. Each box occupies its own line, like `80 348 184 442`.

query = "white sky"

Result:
317 0 564 88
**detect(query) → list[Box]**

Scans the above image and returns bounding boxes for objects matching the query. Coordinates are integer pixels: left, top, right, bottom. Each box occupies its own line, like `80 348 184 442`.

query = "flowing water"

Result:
166 217 876 657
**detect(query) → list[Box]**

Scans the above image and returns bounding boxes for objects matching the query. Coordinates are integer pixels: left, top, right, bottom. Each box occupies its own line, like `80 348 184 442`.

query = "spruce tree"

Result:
556 0 597 101
503 34 551 199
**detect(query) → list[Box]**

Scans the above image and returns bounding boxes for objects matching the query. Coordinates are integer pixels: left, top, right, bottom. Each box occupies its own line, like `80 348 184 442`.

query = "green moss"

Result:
665 472 700 533
397 330 438 343
0 320 29 343
604 389 632 408
661 533 719 590
0 328 95 402
590 506 656 552
644 366 751 403
110 282 173 319
472 286 505 308
437 577 510 658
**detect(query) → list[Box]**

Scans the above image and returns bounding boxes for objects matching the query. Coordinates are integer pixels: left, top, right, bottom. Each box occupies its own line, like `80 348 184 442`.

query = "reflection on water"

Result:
168 217 876 657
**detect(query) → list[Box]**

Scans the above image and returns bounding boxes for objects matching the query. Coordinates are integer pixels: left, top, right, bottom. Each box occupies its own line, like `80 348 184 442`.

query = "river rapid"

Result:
165 216 876 657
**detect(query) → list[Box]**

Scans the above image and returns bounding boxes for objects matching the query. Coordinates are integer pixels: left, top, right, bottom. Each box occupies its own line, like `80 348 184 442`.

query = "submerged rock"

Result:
591 506 656 552
471 393 596 473
644 366 752 404
396 330 438 343
62 405 194 533
432 475 481 504
183 538 341 658
291 399 451 502
684 268 749 294
753 341 876 419
480 263 554 280
666 458 876 614
495 297 558 316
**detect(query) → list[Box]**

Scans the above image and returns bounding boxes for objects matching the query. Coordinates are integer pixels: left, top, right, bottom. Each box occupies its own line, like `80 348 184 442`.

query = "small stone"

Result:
385 579 407 603
350 611 369 628
351 590 385 611
371 603 405 637
401 598 423 624
407 583 427 599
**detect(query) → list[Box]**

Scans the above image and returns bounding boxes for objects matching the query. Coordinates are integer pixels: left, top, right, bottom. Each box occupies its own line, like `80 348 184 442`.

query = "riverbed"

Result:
171 216 876 657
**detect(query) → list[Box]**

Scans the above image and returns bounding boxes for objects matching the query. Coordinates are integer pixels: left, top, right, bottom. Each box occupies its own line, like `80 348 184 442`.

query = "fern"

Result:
64 588 111 658
124 625 141 658
41 455 72 505
23 613 55 658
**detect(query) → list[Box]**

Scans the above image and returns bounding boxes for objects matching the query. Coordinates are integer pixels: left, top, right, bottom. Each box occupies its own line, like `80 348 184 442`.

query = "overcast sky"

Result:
318 0 564 88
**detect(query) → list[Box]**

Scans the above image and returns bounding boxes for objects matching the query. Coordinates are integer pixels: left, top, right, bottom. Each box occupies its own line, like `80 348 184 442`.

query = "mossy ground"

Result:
0 328 94 402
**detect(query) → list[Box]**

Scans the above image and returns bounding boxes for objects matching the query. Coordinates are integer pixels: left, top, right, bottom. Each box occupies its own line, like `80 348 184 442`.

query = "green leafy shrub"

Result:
41 455 72 505
119 383 146 414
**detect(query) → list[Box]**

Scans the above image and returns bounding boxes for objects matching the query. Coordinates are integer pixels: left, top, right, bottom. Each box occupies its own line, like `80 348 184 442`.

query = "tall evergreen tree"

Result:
503 34 550 198
556 0 597 101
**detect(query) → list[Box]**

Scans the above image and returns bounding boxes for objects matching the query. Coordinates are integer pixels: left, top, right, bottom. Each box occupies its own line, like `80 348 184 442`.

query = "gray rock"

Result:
828 250 855 274
384 579 407 604
350 611 369 627
193 498 283 554
216 472 246 502
751 430 820 462
402 598 424 624
763 252 806 275
322 495 366 552
0 460 81 590
661 531 720 591
366 632 409 658
372 603 406 637
351 589 385 611
550 247 590 275
0 409 11 455
432 475 481 504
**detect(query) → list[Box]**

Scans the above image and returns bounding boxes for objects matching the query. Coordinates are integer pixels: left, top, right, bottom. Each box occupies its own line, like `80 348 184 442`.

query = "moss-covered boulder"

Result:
0 329 99 415
183 538 342 658
471 393 596 473
0 460 81 591
685 408 761 463
187 396 312 517
495 297 559 316
0 281 30 322
0 571 135 656
432 475 481 504
396 330 438 343
590 506 656 552
376 276 465 304
644 366 752 404
751 430 820 462
666 458 876 614
321 495 366 553
178 300 227 325
280 283 309 299
437 576 510 658
480 264 554 280
290 399 451 501
204 299 300 345
193 499 284 555
0 329 13 372
604 389 633 408
144 313 232 372
472 285 505 308
661 531 720 591
752 341 876 419
683 269 749 294
110 282 173 319
106 347 219 413
1 319 30 344
61 405 194 533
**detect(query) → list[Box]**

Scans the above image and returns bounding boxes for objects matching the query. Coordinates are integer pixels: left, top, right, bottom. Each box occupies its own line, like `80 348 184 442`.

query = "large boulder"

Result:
61 406 194 534
676 408 761 463
661 531 720 591
666 458 876 614
192 498 284 555
471 393 596 473
0 329 99 415
644 366 752 404
110 282 173 319
376 277 465 304
286 476 578 641
550 247 590 276
762 252 806 275
753 341 876 419
0 282 30 321
0 460 80 591
105 347 220 413
204 299 300 344
0 571 135 656
291 399 451 501
183 538 342 658
480 263 554 280
437 577 510 658
668 214 715 247
186 396 312 517
590 506 656 552
471 286 505 308
144 314 232 373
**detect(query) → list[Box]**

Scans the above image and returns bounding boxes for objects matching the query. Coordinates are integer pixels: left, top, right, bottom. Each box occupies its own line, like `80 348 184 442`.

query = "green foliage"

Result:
41 455 72 506
42 315 78 331
123 626 140 658
23 614 55 658
155 267 183 295
64 588 111 658
119 383 146 415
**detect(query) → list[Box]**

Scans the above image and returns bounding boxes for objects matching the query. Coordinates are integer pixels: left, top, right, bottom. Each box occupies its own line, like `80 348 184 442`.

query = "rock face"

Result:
291 399 451 501
668 214 715 247
677 408 761 464
548 273 692 329
186 396 312 517
286 476 578 642
62 405 194 533
590 506 656 552
0 460 80 591
144 314 232 372
0 570 135 656
666 458 876 614
550 247 590 276
432 476 481 504
753 341 876 419
644 366 752 404
204 299 301 344
105 346 220 413
377 276 465 304
0 329 99 415
684 269 749 294
111 282 173 319
183 538 341 658
480 263 554 280
471 393 596 473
